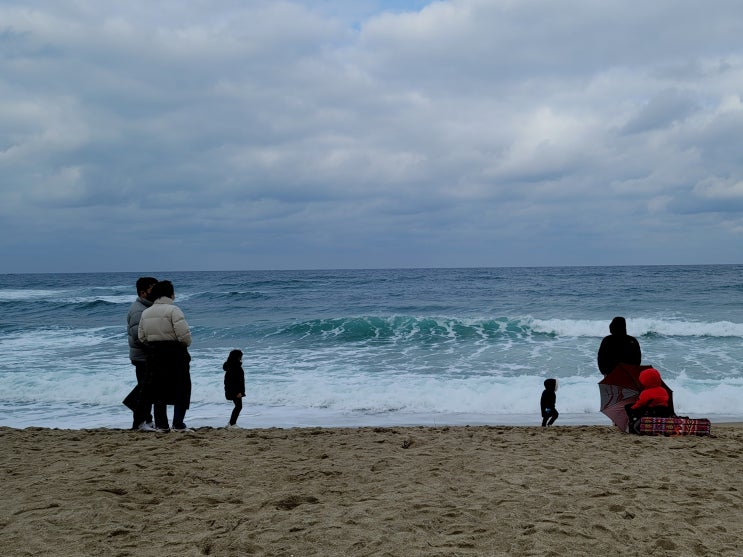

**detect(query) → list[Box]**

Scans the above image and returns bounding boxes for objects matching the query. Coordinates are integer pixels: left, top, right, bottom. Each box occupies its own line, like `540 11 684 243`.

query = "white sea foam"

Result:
60 295 133 305
0 289 65 301
1 321 741 429
0 287 134 305
0 328 113 352
3 366 741 429
2 266 743 429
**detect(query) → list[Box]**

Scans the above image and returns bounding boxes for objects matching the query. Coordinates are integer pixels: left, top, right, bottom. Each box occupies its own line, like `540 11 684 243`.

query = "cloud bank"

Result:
2 0 743 272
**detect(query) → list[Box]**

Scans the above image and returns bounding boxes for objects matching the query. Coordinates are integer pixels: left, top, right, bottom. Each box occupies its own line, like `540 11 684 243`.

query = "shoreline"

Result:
3 405 741 431
3 424 743 556
3 418 743 432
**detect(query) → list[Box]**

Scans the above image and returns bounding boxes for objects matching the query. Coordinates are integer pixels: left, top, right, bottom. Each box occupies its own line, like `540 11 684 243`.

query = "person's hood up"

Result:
609 316 627 336
639 368 662 388
544 378 558 392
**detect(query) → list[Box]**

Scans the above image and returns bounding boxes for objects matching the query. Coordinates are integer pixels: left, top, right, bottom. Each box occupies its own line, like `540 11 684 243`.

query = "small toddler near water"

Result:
540 378 559 427
223 349 245 428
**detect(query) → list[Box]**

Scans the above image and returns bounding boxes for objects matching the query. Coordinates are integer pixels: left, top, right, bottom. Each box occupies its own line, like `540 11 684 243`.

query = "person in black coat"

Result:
597 316 642 375
223 349 245 428
540 378 559 427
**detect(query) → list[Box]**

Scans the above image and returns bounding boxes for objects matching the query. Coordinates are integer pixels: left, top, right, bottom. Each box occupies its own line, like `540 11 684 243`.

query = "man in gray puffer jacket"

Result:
127 276 158 430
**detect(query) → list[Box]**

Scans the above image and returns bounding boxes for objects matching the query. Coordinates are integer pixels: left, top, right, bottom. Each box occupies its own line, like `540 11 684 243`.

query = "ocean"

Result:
1 265 742 429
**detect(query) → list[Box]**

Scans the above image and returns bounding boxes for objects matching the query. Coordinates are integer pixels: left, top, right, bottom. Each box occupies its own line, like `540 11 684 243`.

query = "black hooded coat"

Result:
540 378 558 417
597 317 642 375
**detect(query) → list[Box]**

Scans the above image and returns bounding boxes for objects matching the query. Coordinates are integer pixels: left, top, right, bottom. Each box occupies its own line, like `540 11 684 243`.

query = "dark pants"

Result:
542 408 558 427
229 397 243 425
173 405 188 429
132 361 154 428
153 403 170 430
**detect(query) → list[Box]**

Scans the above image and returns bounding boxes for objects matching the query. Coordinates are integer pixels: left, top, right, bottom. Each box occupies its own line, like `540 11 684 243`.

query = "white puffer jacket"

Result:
138 297 192 347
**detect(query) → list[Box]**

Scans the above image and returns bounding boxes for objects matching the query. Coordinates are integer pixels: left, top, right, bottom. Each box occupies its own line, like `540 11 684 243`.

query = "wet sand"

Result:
1 424 741 556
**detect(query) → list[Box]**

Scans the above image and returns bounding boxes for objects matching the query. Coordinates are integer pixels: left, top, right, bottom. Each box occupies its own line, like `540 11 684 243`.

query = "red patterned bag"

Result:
637 416 711 436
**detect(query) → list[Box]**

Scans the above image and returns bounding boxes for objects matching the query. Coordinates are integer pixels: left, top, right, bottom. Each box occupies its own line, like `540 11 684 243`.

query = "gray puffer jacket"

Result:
127 296 153 363
138 297 192 347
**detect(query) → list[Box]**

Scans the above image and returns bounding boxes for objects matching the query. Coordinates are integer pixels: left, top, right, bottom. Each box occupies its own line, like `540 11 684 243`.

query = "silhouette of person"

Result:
597 316 641 375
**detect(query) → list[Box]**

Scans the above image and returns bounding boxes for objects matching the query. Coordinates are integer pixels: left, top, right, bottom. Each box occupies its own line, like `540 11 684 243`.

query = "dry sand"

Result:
1 424 742 556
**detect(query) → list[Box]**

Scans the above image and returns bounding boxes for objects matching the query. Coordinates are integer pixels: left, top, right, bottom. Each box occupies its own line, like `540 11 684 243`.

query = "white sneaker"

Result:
138 421 157 432
225 423 242 429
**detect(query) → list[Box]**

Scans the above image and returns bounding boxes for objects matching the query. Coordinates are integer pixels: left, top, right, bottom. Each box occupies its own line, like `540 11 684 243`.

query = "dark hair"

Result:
136 277 158 295
609 316 627 336
151 280 175 300
225 349 243 365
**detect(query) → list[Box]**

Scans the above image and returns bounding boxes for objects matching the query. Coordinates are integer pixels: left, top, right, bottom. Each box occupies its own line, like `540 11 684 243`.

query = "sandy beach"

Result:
1 424 741 556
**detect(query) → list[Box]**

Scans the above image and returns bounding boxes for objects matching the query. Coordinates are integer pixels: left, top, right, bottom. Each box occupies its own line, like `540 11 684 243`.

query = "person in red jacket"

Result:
627 367 672 432
631 368 670 415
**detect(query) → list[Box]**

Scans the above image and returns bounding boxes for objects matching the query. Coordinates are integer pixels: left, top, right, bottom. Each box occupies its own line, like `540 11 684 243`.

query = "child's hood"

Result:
543 378 558 392
638 368 662 388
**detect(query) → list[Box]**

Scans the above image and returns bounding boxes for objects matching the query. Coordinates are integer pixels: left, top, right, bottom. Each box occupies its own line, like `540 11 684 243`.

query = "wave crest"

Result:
531 318 743 338
275 316 537 343
261 316 743 344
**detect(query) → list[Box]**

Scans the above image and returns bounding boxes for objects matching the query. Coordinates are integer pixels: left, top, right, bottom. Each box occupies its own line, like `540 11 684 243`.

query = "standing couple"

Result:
127 278 192 432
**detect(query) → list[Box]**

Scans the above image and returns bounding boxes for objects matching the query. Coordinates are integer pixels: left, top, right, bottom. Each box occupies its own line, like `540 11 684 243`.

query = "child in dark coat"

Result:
223 349 245 428
540 378 559 427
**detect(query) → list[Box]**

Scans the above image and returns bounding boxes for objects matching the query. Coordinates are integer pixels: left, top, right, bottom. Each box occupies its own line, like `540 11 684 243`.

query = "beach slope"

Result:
1 425 741 556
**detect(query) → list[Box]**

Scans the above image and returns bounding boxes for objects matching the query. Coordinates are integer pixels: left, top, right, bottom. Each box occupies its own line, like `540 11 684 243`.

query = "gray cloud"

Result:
2 0 743 272
622 89 700 134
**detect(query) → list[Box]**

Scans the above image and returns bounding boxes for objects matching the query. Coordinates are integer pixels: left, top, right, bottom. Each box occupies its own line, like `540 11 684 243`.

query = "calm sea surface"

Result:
1 265 742 429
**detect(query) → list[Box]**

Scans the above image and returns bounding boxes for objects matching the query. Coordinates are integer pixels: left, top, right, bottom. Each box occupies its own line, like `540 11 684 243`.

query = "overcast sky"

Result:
2 0 743 273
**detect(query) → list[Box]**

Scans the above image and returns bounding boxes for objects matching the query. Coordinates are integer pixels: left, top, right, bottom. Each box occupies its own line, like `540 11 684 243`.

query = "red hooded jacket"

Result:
631 368 669 411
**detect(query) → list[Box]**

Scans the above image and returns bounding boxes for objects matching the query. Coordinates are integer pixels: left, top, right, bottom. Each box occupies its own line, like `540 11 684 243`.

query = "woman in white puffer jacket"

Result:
138 280 192 431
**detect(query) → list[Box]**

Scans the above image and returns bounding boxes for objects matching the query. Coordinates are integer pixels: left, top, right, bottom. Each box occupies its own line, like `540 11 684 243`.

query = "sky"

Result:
2 0 743 273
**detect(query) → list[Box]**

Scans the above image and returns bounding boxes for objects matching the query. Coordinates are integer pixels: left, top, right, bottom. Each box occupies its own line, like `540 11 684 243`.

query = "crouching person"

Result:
626 367 672 433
